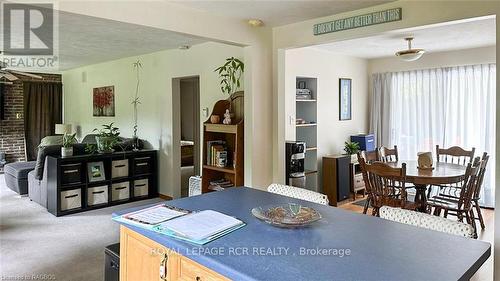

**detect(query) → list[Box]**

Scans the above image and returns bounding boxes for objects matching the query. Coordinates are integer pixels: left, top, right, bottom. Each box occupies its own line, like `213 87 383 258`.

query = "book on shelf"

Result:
208 178 234 191
206 140 225 166
113 204 245 245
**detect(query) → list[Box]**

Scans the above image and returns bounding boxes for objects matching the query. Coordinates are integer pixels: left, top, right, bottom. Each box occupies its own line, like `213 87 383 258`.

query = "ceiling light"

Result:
247 19 264 27
395 37 425 61
179 45 190 50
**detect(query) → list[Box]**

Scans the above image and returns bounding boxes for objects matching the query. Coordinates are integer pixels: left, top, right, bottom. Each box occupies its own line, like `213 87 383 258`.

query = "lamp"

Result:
55 123 72 135
395 37 425 61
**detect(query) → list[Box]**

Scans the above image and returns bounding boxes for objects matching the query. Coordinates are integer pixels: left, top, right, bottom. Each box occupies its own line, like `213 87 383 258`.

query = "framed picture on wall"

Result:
93 86 115 117
339 78 352 121
88 161 106 182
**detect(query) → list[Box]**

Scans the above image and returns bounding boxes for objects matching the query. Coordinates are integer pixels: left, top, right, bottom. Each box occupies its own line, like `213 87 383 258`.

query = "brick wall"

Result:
0 73 62 171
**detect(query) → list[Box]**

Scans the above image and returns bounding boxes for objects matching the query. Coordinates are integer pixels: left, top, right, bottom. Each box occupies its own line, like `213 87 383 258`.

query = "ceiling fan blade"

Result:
7 70 43 79
0 71 19 81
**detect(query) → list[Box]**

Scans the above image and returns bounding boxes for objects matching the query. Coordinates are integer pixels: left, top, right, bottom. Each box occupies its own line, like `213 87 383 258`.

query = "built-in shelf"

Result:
203 165 236 174
306 147 318 151
296 123 317 127
305 170 318 175
296 99 317 102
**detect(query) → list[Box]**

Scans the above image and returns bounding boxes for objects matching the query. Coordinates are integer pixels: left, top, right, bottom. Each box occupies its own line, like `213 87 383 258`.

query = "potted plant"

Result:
344 141 360 161
131 60 142 150
215 57 244 96
61 133 77 157
93 123 121 153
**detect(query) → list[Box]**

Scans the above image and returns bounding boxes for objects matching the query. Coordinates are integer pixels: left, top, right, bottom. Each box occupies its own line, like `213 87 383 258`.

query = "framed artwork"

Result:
93 86 115 117
339 78 352 121
88 161 106 182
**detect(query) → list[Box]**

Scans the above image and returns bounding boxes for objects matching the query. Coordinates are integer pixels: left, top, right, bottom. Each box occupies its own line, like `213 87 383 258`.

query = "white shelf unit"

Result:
295 77 318 192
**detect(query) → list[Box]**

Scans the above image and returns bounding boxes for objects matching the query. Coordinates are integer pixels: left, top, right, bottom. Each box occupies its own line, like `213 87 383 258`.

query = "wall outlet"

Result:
202 107 209 118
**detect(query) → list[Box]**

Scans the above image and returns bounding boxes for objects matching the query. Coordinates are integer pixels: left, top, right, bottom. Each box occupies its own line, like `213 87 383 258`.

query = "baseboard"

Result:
158 193 172 200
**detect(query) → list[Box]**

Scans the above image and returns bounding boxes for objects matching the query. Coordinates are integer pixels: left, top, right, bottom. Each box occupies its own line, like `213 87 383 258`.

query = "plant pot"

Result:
210 115 220 124
61 147 73 157
95 136 115 153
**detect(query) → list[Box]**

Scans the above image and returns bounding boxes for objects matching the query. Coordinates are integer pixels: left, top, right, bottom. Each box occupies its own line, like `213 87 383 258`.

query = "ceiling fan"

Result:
0 51 43 84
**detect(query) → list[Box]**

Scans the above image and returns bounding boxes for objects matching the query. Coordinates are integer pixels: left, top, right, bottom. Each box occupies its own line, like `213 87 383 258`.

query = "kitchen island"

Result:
114 187 490 281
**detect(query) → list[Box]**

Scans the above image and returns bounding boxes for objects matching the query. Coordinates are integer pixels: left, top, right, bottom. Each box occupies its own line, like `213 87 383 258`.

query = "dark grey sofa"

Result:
4 161 37 195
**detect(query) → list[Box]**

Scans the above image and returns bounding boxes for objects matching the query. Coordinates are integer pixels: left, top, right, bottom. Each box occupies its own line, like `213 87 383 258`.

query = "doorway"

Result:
175 76 200 197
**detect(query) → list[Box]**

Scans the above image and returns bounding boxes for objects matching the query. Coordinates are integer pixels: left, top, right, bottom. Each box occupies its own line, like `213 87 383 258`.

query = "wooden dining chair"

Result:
358 157 418 216
436 145 475 165
434 153 489 230
360 150 379 163
427 157 481 238
379 145 398 163
357 151 380 214
428 145 476 198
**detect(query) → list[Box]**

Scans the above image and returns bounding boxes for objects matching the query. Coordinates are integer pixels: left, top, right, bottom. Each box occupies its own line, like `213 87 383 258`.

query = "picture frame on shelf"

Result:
88 161 106 182
339 78 352 121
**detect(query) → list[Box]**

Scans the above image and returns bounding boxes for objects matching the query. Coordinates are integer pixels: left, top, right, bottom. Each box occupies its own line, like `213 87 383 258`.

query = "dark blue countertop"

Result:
113 187 490 281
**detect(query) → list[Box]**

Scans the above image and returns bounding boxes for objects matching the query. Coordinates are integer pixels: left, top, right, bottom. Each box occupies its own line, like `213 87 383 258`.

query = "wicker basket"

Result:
188 176 202 197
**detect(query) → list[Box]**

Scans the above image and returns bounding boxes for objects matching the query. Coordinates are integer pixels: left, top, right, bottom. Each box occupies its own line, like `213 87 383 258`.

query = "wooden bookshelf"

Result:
202 94 244 193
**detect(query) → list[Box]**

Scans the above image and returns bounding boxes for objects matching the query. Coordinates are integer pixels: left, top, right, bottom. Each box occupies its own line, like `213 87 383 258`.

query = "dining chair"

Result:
379 145 399 163
379 206 475 238
436 145 475 165
267 183 329 205
358 158 418 216
427 157 481 238
357 151 380 214
360 150 379 163
428 145 476 198
433 153 489 230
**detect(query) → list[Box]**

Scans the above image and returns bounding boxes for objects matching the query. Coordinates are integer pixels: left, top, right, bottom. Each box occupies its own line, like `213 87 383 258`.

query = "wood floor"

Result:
339 196 494 281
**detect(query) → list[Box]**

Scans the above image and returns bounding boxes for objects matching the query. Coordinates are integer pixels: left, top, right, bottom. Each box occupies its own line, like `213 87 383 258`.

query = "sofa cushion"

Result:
33 143 87 180
39 135 63 147
4 161 36 179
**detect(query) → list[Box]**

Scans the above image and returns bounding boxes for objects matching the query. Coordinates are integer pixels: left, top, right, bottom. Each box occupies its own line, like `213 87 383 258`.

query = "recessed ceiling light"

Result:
179 45 190 50
248 19 264 27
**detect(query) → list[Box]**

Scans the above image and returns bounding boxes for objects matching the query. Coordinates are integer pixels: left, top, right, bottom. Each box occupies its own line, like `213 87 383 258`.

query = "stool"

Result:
104 243 120 281
4 161 36 195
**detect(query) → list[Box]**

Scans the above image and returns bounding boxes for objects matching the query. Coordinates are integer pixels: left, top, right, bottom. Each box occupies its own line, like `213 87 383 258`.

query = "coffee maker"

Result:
285 141 306 188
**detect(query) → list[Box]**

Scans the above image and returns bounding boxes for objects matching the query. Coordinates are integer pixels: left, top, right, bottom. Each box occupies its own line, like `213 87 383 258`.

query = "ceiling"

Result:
313 17 496 59
171 0 392 27
4 11 208 71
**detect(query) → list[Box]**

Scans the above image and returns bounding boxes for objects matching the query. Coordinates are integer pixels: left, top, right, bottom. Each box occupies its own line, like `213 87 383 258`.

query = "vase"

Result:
210 115 220 124
95 136 115 153
61 147 73 157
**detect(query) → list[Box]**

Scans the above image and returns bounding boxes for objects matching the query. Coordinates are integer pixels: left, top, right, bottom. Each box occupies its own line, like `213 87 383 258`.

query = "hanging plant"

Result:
214 57 244 95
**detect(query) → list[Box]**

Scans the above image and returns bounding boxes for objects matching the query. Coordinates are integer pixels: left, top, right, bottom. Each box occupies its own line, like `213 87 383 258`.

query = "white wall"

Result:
285 47 369 188
63 42 243 198
369 46 496 74
56 1 274 190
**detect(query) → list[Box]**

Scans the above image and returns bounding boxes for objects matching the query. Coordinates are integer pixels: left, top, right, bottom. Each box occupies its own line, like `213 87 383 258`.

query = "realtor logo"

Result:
2 3 54 56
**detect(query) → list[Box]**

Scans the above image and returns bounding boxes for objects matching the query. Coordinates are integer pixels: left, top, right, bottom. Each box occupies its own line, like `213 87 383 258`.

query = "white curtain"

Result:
370 64 496 207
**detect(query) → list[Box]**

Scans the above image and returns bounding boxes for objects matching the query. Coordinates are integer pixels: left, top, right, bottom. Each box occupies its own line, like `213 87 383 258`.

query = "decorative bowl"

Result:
251 203 322 228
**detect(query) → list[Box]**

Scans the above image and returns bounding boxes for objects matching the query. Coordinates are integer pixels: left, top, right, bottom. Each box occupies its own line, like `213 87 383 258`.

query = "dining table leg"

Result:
414 184 428 213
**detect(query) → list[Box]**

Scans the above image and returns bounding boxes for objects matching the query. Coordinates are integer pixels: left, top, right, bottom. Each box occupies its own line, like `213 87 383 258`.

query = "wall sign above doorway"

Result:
313 8 402 35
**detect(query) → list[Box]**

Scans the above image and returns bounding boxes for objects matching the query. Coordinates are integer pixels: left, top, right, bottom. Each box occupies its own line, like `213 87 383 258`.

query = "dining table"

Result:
387 160 468 212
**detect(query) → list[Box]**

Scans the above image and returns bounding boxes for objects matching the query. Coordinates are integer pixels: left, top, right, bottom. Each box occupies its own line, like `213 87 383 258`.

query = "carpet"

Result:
0 174 163 281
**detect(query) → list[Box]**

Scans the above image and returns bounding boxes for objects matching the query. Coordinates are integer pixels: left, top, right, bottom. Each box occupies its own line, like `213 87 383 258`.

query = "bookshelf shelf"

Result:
203 165 236 174
296 77 318 192
202 95 244 194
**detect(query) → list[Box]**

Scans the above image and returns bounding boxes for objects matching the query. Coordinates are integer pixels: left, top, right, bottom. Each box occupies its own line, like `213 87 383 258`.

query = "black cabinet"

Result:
322 155 351 206
47 150 158 216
